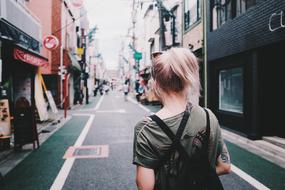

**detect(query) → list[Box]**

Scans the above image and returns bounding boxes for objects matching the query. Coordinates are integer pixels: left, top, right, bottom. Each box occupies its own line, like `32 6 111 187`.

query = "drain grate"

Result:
63 145 109 159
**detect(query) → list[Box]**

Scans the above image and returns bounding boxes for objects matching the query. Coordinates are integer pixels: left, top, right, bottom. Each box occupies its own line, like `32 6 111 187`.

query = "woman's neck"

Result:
156 93 188 119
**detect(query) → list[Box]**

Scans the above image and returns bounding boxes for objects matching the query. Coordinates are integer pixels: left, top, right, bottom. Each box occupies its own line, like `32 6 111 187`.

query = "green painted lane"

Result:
226 141 285 190
0 116 89 190
84 96 101 109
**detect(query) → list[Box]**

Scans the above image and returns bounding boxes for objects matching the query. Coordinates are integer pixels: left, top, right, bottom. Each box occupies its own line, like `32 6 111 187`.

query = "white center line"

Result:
96 109 126 113
50 96 104 190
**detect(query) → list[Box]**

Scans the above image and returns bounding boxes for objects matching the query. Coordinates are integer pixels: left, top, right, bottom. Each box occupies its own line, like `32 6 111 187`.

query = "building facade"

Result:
182 0 204 105
207 0 285 139
27 0 89 107
0 0 47 148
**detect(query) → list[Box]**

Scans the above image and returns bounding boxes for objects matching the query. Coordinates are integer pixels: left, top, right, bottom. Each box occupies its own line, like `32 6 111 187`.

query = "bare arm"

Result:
136 166 155 190
216 144 231 175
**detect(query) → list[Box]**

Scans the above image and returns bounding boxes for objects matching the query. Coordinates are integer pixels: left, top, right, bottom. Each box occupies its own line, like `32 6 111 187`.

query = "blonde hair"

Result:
151 48 201 105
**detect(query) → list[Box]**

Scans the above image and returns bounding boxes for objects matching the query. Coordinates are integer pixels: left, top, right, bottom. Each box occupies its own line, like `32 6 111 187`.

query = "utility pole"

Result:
132 0 139 75
202 0 208 107
82 32 89 104
132 0 136 49
130 0 137 91
156 0 166 50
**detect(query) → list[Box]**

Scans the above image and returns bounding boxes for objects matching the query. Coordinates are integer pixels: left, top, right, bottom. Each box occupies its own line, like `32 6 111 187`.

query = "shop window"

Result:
219 67 243 113
236 0 256 16
184 0 201 30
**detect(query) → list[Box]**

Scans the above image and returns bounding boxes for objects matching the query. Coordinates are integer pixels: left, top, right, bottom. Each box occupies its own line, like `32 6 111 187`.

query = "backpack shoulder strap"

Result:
149 114 176 141
149 110 190 143
149 110 190 159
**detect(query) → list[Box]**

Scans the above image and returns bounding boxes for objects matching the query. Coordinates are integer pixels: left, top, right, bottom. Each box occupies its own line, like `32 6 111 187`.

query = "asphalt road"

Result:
2 90 284 190
60 91 259 190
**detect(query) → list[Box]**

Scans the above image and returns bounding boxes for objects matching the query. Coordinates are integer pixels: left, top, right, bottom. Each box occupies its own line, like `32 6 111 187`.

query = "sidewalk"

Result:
0 115 90 190
0 110 69 178
222 128 285 169
0 95 100 179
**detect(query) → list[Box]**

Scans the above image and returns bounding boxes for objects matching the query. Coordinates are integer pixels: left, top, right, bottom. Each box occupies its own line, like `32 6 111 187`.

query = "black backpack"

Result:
149 108 224 190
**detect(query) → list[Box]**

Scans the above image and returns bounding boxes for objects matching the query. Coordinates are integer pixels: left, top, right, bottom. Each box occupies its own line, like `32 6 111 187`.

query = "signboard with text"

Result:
14 48 48 67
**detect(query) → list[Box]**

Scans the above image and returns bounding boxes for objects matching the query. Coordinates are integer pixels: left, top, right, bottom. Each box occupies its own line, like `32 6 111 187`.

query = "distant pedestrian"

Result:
99 84 104 96
103 83 109 95
123 83 129 101
133 48 231 190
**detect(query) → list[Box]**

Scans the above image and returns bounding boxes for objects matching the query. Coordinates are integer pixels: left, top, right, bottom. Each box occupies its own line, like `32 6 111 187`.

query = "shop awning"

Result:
13 46 48 67
68 52 81 71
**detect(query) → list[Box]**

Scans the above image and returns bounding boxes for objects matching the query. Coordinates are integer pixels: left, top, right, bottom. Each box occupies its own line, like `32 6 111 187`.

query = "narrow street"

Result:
1 0 285 189
1 91 284 190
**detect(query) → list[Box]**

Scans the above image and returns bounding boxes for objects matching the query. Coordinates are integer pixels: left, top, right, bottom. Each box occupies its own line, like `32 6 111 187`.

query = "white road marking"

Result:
74 115 95 146
50 96 103 190
128 97 152 113
74 95 105 112
50 158 75 190
127 96 138 104
96 109 126 113
232 164 270 190
94 95 104 110
72 113 93 116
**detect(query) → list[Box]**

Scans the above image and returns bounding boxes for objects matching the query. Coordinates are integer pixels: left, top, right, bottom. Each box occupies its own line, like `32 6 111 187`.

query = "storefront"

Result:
0 0 47 150
67 51 82 107
207 0 285 139
0 39 48 149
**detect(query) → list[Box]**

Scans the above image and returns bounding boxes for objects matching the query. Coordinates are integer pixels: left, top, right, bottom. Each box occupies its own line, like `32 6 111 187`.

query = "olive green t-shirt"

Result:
133 105 229 169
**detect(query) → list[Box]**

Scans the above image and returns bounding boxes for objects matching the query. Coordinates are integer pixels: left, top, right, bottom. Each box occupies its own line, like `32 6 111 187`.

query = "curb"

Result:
222 128 285 169
0 114 72 177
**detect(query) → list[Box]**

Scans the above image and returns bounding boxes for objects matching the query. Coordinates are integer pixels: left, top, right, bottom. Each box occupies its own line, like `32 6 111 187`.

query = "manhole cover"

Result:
63 145 109 159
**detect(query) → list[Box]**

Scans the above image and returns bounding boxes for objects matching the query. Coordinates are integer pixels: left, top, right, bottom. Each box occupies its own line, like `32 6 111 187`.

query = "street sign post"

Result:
43 35 59 51
134 52 142 61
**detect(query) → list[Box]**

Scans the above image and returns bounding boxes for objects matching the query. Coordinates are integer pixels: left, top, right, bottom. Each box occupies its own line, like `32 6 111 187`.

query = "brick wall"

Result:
208 0 285 61
51 0 62 73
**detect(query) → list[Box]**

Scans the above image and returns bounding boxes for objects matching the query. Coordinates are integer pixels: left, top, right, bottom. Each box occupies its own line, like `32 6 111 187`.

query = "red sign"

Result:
14 48 48 67
43 35 59 50
71 0 83 8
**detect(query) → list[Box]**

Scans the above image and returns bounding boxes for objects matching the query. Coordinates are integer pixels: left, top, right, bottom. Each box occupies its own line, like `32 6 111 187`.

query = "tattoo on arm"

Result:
220 144 230 164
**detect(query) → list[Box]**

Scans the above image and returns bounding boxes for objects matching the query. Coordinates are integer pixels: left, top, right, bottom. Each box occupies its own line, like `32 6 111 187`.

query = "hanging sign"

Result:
76 48 84 56
71 0 84 8
14 48 48 67
43 35 59 51
134 52 142 61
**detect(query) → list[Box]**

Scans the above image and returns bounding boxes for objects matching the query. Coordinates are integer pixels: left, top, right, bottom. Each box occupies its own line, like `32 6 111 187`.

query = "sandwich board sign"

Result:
45 91 58 114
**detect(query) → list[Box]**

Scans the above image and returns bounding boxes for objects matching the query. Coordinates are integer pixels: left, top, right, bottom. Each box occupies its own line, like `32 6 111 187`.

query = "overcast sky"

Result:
84 0 132 70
